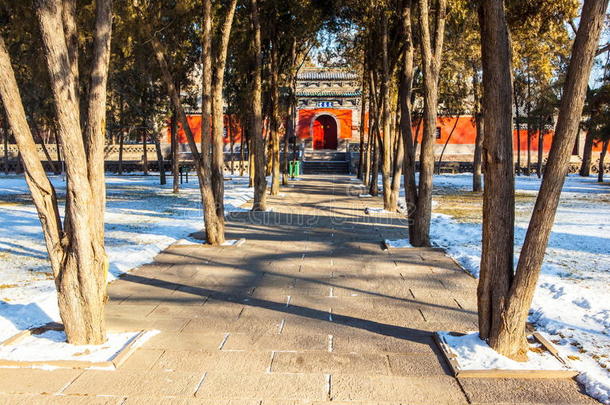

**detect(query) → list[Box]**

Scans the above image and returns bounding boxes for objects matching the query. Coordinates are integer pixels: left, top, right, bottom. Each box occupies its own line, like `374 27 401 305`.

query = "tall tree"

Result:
0 0 113 344
409 0 447 246
478 0 607 360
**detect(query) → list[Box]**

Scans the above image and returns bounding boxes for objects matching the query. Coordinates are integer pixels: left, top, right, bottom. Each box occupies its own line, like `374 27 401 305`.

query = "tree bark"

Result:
477 0 515 348
413 0 446 247
35 0 111 344
514 85 522 175
250 0 267 211
210 0 238 225
269 44 281 196
142 129 148 175
380 13 393 210
580 130 593 176
171 108 179 192
153 129 166 185
598 139 608 182
473 65 484 192
400 0 417 235
84 0 112 242
358 67 367 180
436 115 460 174
149 32 222 244
488 0 608 361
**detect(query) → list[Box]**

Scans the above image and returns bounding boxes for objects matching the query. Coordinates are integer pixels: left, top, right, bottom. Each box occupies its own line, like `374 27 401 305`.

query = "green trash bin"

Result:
289 160 301 178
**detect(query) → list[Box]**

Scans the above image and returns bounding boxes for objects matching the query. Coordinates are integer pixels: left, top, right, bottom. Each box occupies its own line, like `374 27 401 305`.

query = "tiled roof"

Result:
296 90 362 97
297 70 358 80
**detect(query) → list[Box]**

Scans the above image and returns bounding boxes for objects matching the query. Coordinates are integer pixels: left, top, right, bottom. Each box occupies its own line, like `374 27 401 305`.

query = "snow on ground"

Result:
0 174 253 343
438 331 571 371
427 173 610 404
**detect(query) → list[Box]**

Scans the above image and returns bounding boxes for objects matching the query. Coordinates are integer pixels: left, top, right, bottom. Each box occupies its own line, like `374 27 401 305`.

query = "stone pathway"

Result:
0 176 597 404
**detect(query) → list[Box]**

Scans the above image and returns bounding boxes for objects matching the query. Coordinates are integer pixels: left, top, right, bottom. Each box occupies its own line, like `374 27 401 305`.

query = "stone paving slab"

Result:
194 372 328 400
0 394 123 404
63 369 203 397
0 175 595 404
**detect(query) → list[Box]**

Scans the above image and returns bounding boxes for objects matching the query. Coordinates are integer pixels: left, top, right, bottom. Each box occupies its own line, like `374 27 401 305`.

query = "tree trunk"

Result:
537 118 544 178
380 13 392 211
269 45 281 196
35 0 111 344
250 0 267 211
473 114 484 192
153 130 166 185
149 29 222 245
473 64 484 192
477 0 515 349
171 108 179 193
526 72 532 175
229 115 235 175
400 0 417 235
486 0 607 361
240 127 245 177
580 130 593 176
118 129 124 175
369 132 380 196
514 85 522 175
598 139 608 182
358 68 367 180
142 129 148 175
413 0 446 247
436 114 460 174
210 0 237 227
84 0 112 242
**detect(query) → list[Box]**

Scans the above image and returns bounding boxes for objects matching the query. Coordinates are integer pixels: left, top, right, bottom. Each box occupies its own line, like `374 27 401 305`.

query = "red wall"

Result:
297 109 353 140
167 114 242 144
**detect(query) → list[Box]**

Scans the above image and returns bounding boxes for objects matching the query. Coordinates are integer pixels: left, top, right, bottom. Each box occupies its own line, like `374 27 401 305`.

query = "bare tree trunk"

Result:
150 30 222 245
413 0 446 247
363 110 372 187
598 139 608 182
269 44 281 196
537 119 543 178
142 129 149 175
153 130 166 185
229 115 235 175
473 65 484 192
369 130 380 196
486 0 607 361
84 0 112 243
240 127 245 177
580 130 593 176
118 95 124 175
473 114 484 191
526 72 532 175
35 0 112 344
380 13 392 210
358 68 367 180
210 0 237 227
170 108 179 192
118 129 124 175
250 0 267 211
1 34 63 284
400 0 417 235
436 114 460 174
514 85 522 175
477 0 515 348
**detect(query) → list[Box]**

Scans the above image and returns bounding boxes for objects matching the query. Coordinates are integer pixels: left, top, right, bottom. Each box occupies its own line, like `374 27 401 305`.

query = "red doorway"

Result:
312 115 338 150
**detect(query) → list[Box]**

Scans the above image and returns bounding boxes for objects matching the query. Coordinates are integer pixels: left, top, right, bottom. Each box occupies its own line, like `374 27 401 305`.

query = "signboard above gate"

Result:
317 101 333 108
